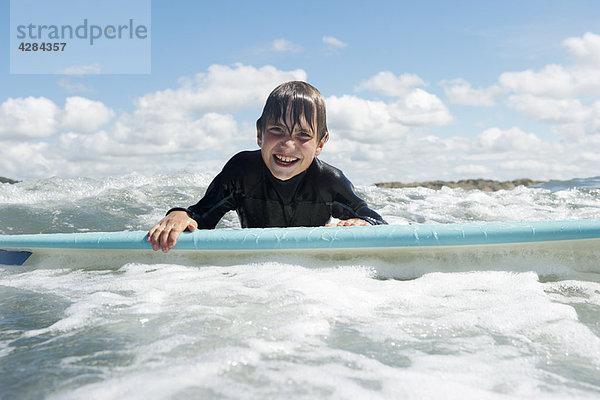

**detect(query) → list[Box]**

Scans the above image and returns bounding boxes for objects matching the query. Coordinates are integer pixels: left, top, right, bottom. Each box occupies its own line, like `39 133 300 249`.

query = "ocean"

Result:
1 173 599 399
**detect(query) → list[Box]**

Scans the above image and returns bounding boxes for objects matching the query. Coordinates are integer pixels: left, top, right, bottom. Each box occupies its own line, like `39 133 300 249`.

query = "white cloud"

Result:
0 97 60 140
326 88 451 144
326 95 406 142
389 89 452 126
0 96 114 141
0 141 56 178
454 164 492 176
61 97 115 134
442 78 501 106
4 54 600 184
58 112 238 160
498 159 550 172
332 71 452 139
59 63 102 76
0 64 309 179
477 127 543 152
313 33 600 182
507 94 591 124
136 63 307 116
322 122 600 184
442 31 600 151
497 33 600 100
322 36 347 48
355 71 425 97
58 78 93 93
499 64 576 98
270 38 303 53
563 32 600 66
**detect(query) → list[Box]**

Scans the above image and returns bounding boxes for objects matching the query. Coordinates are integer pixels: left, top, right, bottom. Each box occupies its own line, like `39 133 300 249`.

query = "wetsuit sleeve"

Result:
326 169 387 225
167 158 241 229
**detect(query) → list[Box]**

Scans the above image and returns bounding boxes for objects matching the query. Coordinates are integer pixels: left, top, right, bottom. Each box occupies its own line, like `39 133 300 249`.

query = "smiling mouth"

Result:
273 154 300 167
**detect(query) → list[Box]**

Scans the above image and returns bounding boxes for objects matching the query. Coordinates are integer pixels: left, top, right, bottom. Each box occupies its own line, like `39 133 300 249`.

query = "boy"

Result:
147 81 386 252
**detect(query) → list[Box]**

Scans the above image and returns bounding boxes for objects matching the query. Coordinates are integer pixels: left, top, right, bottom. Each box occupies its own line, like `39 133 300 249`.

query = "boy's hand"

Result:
146 211 198 252
325 218 370 227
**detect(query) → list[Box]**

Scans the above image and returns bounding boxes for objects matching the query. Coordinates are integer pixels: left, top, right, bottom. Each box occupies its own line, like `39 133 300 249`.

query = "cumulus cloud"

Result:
454 164 492 176
0 97 60 140
499 64 576 98
0 96 114 141
61 97 115 133
326 88 451 144
58 112 238 160
563 32 600 66
442 30 600 159
323 40 600 183
111 112 237 153
477 127 543 152
352 72 451 125
497 32 600 100
324 71 452 148
4 46 600 183
322 36 347 48
0 141 56 177
0 65 457 180
389 89 452 126
136 63 307 116
326 95 407 142
507 94 592 124
448 32 600 110
442 78 501 106
90 63 294 157
355 71 425 97
0 64 309 179
323 122 598 184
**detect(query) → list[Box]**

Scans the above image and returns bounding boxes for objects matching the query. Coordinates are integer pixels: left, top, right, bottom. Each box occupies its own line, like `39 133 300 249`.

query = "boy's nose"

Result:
280 136 295 147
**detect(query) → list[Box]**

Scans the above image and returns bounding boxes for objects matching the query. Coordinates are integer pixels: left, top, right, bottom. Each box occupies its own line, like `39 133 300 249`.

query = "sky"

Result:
2 0 600 185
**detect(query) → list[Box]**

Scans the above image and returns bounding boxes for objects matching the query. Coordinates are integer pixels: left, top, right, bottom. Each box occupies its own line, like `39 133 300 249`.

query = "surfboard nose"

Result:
0 249 32 266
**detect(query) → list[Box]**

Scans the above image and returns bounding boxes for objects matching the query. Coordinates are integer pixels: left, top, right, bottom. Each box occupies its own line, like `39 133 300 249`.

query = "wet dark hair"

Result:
256 81 329 142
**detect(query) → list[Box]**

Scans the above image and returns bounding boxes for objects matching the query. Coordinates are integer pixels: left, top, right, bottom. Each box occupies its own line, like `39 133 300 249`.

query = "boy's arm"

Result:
326 218 370 227
146 178 236 252
147 156 242 252
329 202 387 226
146 211 198 252
324 167 387 226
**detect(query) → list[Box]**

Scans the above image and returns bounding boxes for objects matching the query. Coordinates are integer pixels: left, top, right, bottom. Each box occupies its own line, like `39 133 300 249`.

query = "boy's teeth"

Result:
276 155 297 163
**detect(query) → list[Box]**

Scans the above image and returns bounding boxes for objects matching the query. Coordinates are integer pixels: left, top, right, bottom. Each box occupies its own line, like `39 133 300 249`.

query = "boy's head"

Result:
256 81 329 142
256 81 329 181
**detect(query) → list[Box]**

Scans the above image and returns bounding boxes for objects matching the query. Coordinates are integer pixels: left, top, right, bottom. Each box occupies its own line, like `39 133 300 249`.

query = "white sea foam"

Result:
1 174 600 399
2 262 599 399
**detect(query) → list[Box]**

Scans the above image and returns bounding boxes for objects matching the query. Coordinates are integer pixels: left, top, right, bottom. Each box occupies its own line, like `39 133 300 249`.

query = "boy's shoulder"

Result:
228 149 261 162
311 157 345 178
223 150 262 170
306 158 360 200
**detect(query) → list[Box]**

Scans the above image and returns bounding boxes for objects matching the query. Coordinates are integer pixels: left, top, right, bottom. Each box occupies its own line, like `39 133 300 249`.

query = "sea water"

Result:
1 173 599 399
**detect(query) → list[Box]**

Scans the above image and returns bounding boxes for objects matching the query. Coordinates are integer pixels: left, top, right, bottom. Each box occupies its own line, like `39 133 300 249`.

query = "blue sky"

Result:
2 0 600 184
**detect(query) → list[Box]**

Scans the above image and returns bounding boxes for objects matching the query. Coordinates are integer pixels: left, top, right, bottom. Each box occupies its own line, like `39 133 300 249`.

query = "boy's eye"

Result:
296 132 312 139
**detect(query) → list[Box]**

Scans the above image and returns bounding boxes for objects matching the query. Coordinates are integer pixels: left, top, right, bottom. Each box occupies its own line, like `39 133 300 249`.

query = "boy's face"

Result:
257 105 326 181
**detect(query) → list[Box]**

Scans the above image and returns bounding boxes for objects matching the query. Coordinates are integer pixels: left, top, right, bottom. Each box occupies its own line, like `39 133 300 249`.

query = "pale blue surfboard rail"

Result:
1 219 600 252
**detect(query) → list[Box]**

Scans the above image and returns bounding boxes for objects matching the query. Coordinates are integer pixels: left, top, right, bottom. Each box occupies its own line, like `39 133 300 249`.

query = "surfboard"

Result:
1 220 600 279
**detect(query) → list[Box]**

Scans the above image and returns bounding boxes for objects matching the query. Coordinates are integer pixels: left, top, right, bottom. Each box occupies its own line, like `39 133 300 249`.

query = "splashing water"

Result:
1 174 600 399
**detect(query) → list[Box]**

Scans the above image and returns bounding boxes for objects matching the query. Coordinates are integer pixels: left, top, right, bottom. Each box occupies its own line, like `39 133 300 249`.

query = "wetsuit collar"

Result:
265 166 307 204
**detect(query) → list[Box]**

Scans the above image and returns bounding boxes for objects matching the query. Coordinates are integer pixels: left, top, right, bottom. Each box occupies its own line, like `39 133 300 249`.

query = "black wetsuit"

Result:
169 150 386 228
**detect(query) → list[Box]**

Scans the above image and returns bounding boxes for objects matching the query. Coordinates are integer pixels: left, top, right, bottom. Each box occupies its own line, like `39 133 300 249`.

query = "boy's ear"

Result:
256 126 263 147
314 132 328 156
